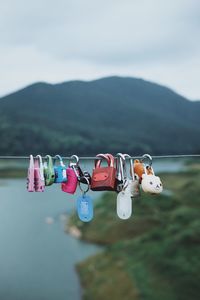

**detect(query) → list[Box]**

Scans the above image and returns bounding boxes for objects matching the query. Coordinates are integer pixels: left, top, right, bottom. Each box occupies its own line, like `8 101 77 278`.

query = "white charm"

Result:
117 187 132 220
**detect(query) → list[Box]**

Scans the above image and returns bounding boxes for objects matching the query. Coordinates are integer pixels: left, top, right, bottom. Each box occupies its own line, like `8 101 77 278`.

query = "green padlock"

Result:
44 155 55 186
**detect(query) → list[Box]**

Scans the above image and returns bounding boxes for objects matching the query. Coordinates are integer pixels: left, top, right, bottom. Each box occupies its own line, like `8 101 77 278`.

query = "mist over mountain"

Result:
0 76 199 156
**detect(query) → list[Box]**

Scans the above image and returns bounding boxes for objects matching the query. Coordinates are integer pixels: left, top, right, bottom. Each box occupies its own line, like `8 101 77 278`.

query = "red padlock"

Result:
91 154 116 191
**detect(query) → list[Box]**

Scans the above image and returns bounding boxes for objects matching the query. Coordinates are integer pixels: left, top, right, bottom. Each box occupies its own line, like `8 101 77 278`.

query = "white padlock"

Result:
141 166 163 194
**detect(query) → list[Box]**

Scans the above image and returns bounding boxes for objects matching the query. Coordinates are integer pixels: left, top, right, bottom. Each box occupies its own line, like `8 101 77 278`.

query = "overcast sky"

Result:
0 0 199 99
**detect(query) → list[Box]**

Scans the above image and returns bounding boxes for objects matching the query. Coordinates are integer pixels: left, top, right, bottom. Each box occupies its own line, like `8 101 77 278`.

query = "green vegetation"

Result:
0 167 26 178
0 76 200 155
68 167 200 300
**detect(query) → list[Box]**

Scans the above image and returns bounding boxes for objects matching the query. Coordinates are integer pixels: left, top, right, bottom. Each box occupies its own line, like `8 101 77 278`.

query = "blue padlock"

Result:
54 155 67 183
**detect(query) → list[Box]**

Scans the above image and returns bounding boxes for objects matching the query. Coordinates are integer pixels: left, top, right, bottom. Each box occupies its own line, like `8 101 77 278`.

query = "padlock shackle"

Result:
122 153 135 180
69 155 79 165
44 155 54 171
45 155 54 169
36 154 43 166
29 154 34 169
95 154 114 168
54 154 65 167
141 154 152 166
34 155 44 183
105 153 115 168
116 153 126 182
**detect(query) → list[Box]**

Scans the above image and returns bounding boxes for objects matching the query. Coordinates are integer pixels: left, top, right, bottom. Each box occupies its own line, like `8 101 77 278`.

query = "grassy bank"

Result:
68 168 200 300
0 167 26 178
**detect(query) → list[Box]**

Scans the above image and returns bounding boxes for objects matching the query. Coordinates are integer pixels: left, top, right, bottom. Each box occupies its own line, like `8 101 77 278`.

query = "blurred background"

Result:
0 0 200 299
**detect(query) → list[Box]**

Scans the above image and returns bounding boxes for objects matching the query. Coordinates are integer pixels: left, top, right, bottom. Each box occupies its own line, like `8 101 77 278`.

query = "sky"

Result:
0 0 200 100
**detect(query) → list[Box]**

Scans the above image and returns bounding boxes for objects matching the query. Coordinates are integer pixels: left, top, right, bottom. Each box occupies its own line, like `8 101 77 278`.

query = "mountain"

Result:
0 76 200 155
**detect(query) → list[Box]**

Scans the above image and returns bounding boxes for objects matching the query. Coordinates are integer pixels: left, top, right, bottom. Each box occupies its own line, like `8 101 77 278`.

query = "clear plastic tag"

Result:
116 189 132 220
77 195 93 222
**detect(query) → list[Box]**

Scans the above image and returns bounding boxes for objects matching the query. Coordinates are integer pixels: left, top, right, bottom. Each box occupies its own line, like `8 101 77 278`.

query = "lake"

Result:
0 159 185 300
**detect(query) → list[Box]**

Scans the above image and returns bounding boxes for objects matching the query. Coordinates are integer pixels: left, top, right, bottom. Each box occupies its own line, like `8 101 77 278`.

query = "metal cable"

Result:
0 154 200 160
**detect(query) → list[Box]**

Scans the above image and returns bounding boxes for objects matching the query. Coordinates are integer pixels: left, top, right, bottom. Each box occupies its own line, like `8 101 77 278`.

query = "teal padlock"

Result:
44 155 55 186
54 155 67 183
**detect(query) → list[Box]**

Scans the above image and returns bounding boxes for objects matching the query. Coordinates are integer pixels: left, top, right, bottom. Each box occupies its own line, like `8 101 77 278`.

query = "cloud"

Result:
0 0 200 99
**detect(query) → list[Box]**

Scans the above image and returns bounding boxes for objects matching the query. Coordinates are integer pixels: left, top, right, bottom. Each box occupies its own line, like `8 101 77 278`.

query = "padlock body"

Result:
54 166 67 183
141 174 163 194
34 168 45 192
91 166 116 191
44 168 55 186
27 168 35 192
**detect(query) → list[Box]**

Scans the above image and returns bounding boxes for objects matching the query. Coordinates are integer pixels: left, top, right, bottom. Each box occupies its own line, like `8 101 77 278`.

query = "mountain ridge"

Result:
0 76 199 155
1 76 197 103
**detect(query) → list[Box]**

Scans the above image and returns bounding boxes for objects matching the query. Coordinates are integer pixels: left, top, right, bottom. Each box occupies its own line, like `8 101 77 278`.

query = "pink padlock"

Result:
61 167 78 194
34 155 45 192
27 155 35 192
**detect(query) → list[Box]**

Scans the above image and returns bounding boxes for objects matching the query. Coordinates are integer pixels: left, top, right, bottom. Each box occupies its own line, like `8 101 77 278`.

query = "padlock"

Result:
115 153 140 197
141 165 163 194
27 155 35 192
115 153 126 193
127 155 140 198
136 154 163 194
61 155 79 194
34 155 45 192
116 154 132 219
91 153 116 191
133 154 154 181
54 155 67 183
43 155 55 186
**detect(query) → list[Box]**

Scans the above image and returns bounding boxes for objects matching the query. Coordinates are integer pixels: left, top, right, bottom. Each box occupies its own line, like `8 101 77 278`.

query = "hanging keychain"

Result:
116 153 132 220
124 154 140 198
76 163 91 185
77 177 93 222
115 153 126 192
54 155 67 183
